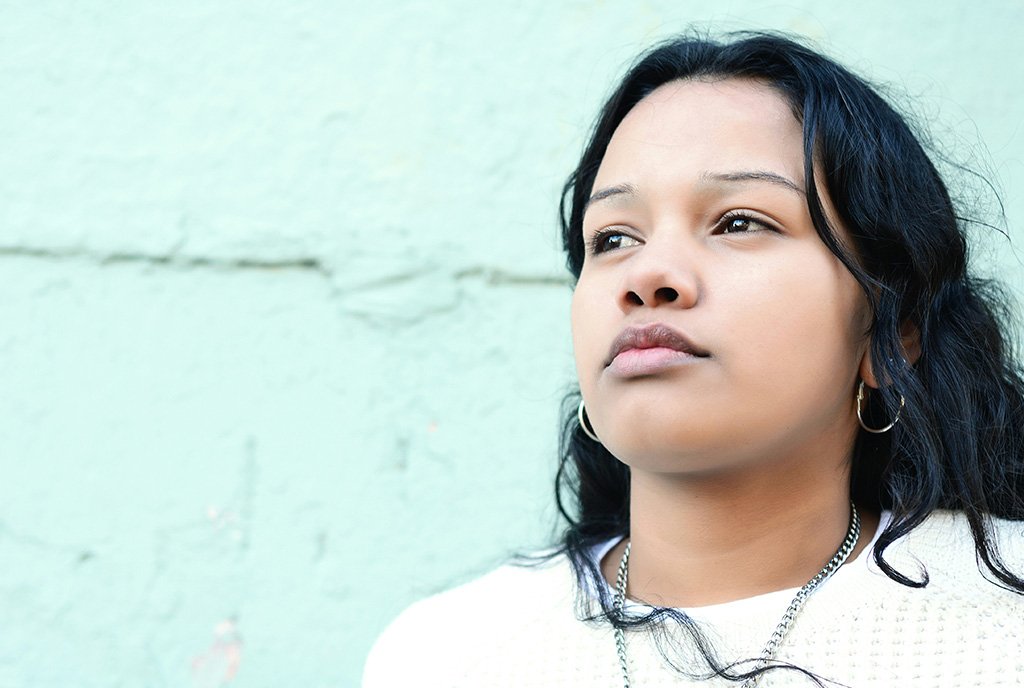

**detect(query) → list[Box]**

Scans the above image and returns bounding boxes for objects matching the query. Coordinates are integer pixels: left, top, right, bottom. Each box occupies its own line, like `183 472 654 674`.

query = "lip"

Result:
605 323 709 377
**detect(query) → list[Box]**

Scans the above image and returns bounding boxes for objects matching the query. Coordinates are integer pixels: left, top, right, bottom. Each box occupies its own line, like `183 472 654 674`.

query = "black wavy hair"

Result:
552 30 1024 685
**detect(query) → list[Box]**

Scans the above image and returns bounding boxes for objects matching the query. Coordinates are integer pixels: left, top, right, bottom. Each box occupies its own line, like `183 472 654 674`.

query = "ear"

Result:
858 321 921 389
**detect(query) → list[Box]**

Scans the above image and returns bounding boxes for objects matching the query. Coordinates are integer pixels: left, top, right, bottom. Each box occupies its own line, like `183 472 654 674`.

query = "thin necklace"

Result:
613 503 861 688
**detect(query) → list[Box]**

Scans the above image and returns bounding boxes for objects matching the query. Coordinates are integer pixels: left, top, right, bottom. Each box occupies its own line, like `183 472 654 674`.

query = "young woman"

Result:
363 32 1024 687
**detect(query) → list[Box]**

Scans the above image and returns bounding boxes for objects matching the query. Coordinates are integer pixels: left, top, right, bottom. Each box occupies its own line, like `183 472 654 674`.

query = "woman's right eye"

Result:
588 230 641 255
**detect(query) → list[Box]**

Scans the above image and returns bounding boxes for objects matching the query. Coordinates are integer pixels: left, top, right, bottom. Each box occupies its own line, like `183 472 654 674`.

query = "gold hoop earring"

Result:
577 399 601 442
856 380 905 433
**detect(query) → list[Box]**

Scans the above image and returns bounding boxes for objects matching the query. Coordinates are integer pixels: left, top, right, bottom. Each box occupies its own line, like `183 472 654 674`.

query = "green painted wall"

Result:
1 2 1021 686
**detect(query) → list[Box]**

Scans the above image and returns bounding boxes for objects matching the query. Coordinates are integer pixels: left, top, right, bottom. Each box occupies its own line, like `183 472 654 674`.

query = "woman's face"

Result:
571 78 872 474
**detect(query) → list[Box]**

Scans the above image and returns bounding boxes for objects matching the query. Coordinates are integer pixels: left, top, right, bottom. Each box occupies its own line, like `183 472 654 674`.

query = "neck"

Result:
602 454 878 608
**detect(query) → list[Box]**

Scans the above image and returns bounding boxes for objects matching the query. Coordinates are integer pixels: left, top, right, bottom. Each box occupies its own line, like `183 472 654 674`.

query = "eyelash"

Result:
586 212 778 255
715 211 778 236
587 228 636 255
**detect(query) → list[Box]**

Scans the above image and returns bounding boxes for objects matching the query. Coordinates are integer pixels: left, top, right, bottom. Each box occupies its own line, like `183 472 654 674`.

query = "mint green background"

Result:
1 2 1021 687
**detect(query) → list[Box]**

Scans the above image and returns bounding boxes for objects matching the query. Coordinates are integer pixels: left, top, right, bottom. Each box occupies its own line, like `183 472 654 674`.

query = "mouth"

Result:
605 323 709 375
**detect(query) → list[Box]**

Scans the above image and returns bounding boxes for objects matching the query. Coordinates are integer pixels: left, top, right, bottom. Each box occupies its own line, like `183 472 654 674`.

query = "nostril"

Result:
626 291 644 306
655 287 679 303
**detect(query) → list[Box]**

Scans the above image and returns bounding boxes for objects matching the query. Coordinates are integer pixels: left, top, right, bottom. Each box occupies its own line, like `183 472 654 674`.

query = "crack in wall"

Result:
0 244 332 277
0 245 572 289
0 517 87 557
453 266 571 287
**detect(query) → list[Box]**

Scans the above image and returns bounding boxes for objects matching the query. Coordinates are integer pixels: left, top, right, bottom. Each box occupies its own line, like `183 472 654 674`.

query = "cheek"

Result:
570 281 604 394
724 257 865 404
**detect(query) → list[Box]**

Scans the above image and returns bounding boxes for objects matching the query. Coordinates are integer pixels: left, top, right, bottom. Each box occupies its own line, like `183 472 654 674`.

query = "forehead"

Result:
596 78 805 186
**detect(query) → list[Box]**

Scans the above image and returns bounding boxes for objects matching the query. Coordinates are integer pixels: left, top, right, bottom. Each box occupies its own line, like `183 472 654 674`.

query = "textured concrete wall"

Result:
1 2 1021 686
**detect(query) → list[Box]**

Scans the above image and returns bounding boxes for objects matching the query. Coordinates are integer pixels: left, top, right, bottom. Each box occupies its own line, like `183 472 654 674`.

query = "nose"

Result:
620 242 700 311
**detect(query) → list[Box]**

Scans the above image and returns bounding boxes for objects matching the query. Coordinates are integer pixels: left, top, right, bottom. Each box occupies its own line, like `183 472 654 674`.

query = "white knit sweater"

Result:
363 511 1024 687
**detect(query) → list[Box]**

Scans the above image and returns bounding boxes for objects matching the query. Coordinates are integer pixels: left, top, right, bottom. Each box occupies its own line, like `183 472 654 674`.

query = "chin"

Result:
600 425 737 475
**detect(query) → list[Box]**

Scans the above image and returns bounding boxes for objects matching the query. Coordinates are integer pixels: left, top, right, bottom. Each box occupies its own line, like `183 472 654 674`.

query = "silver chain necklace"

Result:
613 503 860 688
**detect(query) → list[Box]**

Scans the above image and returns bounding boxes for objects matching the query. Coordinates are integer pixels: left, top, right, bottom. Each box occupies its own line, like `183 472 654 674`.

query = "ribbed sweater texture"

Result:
363 511 1024 687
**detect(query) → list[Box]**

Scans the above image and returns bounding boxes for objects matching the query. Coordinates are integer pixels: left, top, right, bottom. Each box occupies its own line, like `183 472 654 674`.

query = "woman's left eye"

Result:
716 214 775 234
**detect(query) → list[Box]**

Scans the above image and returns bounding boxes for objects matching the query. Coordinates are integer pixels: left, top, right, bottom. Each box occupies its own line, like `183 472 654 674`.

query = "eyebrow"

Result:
584 171 805 213
585 183 639 211
701 170 805 195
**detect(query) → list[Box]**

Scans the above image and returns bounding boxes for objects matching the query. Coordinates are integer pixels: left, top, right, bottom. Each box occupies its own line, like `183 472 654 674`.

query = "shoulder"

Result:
786 512 1024 685
383 553 575 625
893 510 1024 564
361 554 589 688
882 510 1024 598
